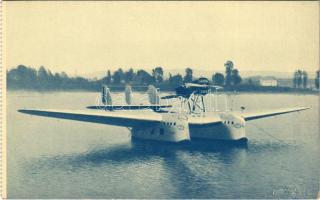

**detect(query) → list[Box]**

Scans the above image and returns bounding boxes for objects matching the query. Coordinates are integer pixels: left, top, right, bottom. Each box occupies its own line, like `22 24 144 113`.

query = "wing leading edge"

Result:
241 107 310 121
18 107 309 128
18 109 162 127
188 107 309 126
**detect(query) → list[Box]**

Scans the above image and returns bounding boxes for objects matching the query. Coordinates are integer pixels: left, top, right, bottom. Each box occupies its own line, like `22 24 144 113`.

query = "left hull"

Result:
131 126 190 143
131 113 191 143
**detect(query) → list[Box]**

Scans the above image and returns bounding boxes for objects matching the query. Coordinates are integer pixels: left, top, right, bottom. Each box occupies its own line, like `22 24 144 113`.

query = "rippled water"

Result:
7 91 319 198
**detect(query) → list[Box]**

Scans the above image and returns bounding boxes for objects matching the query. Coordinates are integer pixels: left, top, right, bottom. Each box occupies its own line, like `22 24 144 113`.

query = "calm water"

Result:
7 91 319 198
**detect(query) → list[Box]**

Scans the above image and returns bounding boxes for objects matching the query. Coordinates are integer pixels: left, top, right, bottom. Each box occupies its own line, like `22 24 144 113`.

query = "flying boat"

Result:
18 78 309 143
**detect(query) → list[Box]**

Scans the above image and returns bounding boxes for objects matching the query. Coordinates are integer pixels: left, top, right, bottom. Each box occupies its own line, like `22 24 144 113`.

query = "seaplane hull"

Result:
131 123 246 143
189 113 246 141
131 112 247 142
131 113 191 142
189 125 247 141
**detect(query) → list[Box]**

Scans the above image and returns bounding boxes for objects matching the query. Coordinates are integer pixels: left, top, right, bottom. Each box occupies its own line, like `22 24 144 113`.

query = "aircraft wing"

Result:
241 107 309 121
188 115 222 127
18 109 162 127
188 107 309 126
87 105 172 111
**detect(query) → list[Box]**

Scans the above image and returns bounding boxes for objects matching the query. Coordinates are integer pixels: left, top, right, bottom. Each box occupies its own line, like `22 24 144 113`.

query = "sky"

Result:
4 1 319 76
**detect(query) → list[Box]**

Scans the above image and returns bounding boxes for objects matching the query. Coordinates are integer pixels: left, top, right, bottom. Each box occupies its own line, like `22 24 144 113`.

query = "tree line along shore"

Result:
7 61 320 93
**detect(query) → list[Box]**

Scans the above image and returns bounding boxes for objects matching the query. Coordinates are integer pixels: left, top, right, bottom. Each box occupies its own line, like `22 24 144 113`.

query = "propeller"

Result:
102 85 112 105
125 85 133 105
147 85 160 104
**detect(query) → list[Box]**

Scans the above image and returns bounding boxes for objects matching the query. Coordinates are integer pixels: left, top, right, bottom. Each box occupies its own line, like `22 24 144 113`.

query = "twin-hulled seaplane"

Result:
18 78 309 143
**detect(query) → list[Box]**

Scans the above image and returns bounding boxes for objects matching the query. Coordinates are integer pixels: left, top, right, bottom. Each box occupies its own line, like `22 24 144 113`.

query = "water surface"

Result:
7 91 319 198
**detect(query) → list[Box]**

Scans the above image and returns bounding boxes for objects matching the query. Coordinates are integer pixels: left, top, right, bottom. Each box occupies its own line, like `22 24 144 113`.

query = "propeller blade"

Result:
125 85 133 105
102 85 112 105
147 85 160 104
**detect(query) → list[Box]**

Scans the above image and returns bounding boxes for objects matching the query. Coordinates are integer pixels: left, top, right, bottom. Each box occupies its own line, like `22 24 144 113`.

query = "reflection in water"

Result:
23 140 251 198
22 139 305 198
26 139 249 169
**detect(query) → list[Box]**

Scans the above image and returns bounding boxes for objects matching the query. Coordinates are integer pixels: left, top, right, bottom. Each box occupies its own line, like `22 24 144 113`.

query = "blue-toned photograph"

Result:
3 1 319 199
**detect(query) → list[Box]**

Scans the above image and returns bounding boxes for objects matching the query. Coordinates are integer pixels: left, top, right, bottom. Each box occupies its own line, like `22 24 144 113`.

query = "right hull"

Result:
189 119 247 141
191 136 248 144
189 113 247 141
189 123 246 141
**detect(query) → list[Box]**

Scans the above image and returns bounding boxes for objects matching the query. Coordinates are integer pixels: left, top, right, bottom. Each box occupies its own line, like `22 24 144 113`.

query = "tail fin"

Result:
102 85 112 105
125 85 133 105
147 85 160 105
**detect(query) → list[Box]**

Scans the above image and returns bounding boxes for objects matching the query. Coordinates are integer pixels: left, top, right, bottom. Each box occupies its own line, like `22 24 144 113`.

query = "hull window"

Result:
160 128 164 135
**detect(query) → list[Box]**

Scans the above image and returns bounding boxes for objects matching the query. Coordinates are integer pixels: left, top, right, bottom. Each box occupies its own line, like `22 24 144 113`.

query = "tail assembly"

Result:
102 85 112 105
125 85 133 105
147 85 160 105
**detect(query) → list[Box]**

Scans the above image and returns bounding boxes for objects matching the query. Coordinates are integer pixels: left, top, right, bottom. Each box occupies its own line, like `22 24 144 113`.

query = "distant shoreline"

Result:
7 88 319 95
7 65 320 95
